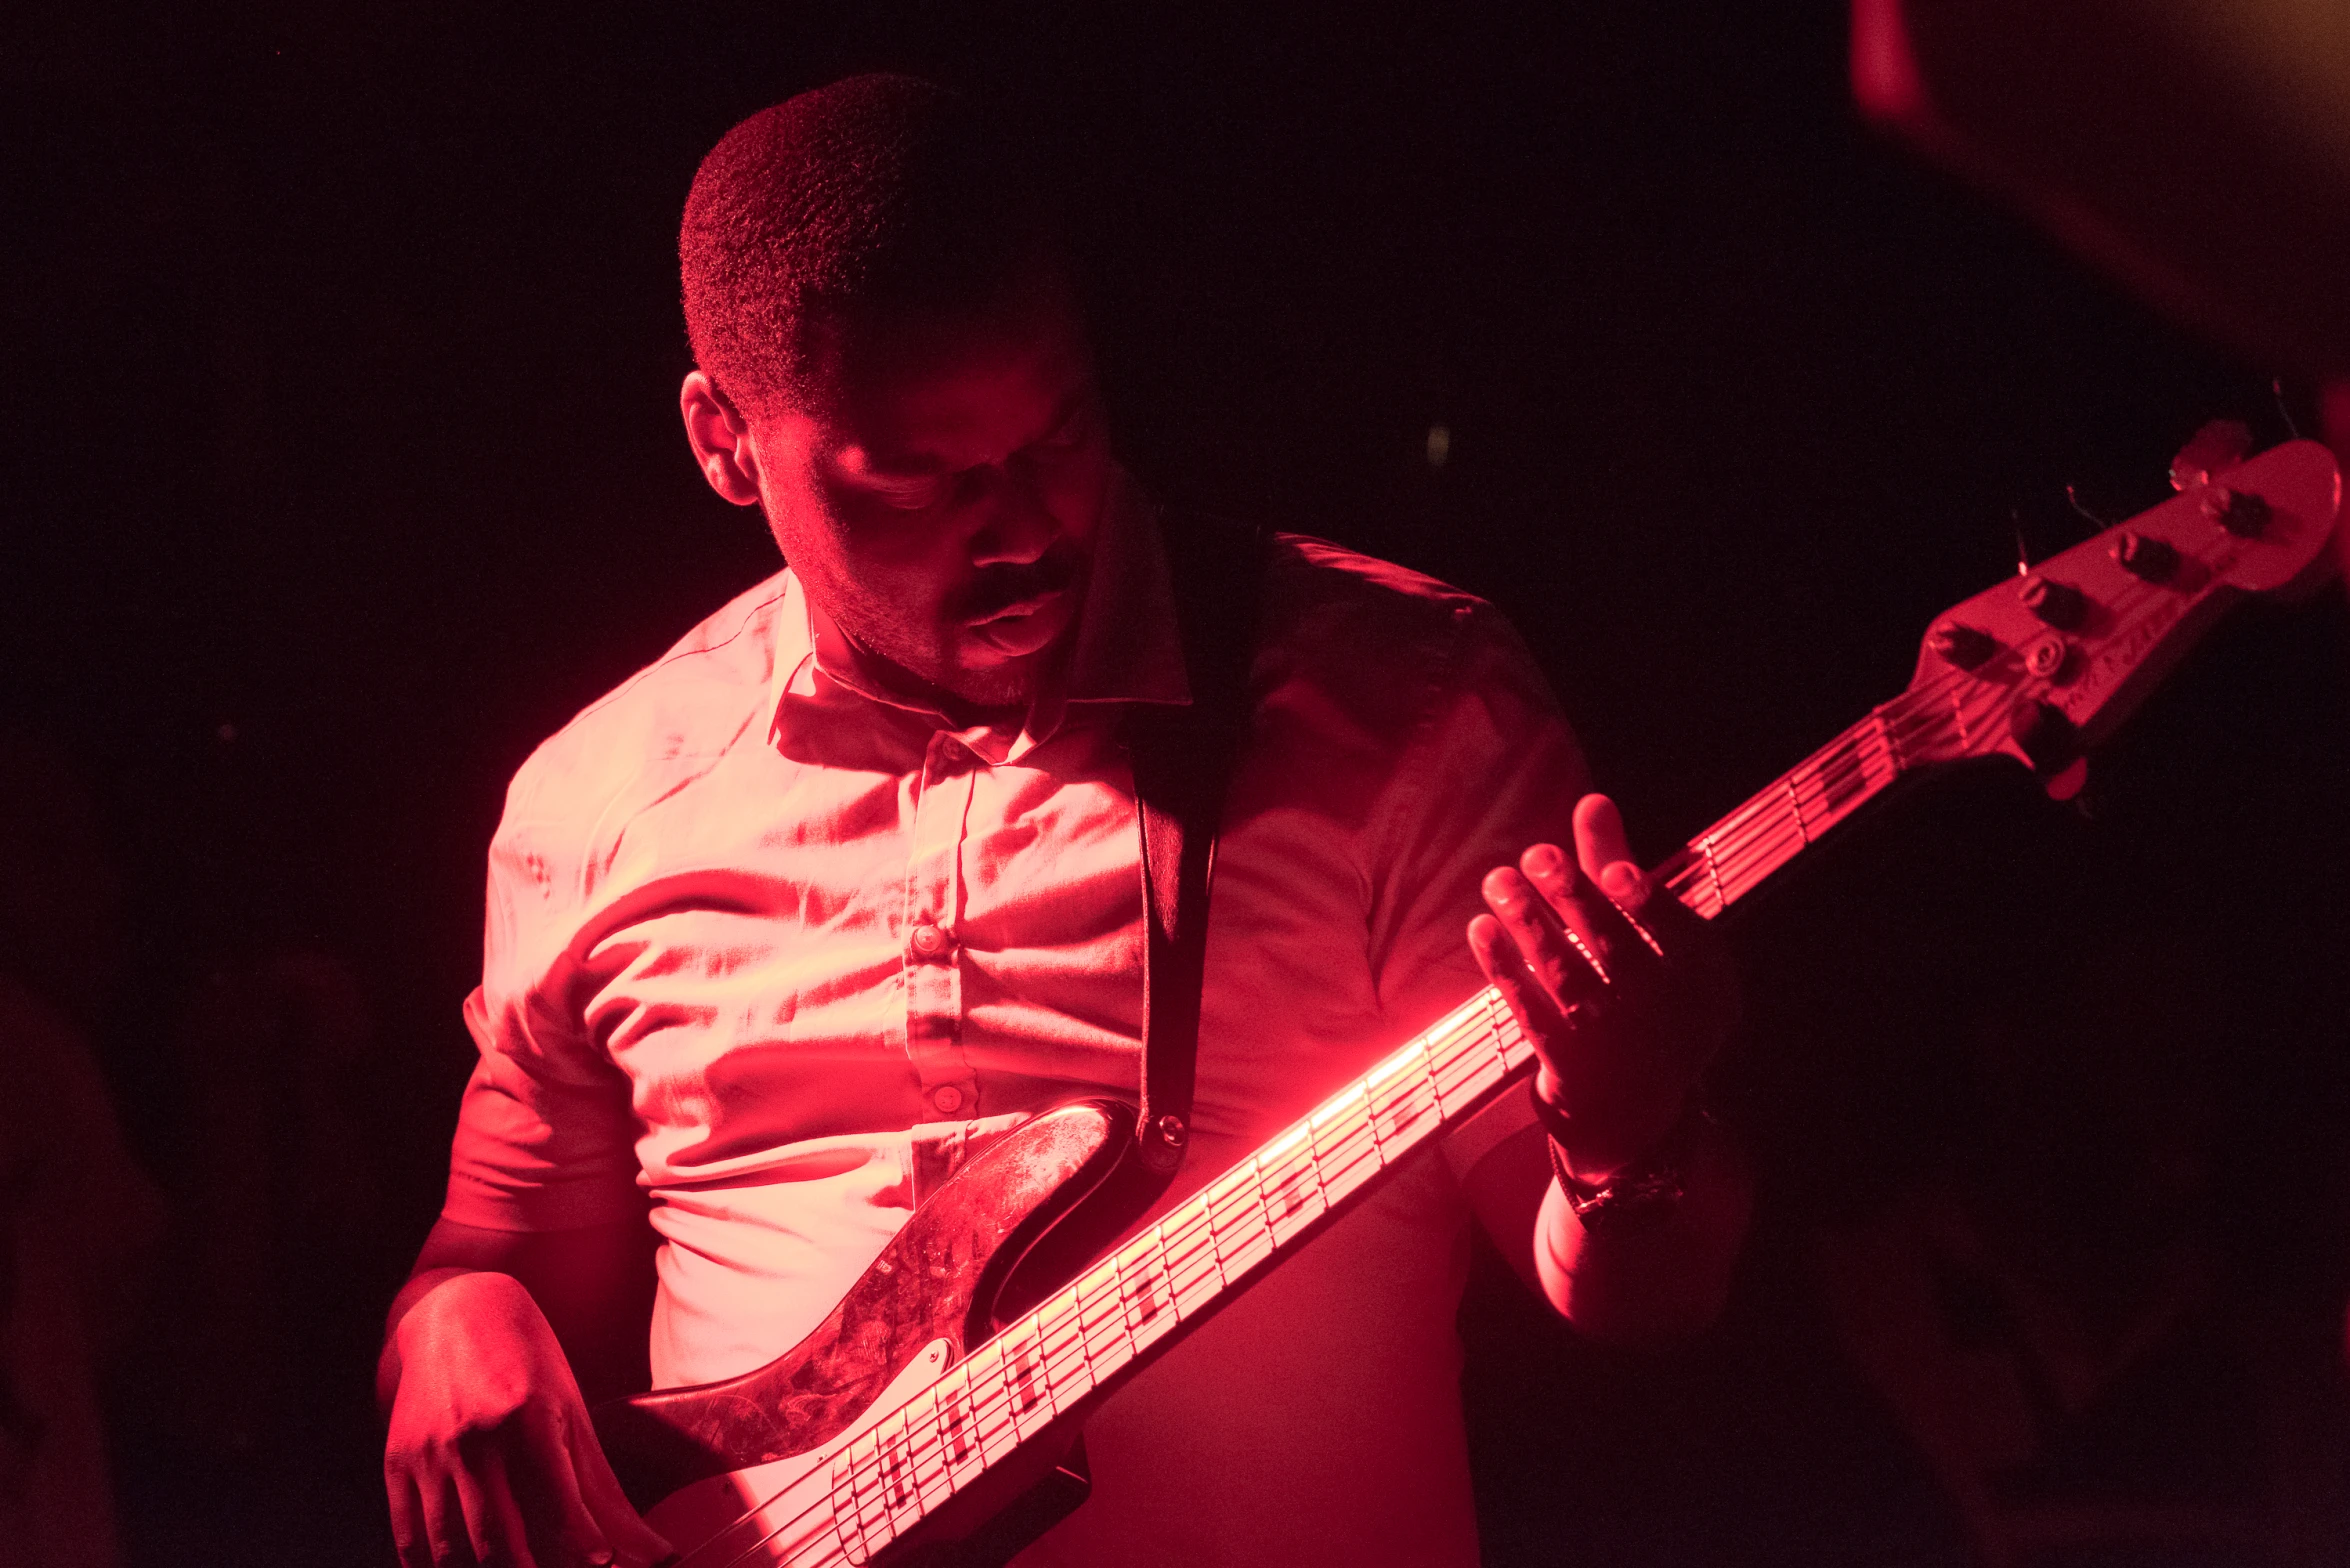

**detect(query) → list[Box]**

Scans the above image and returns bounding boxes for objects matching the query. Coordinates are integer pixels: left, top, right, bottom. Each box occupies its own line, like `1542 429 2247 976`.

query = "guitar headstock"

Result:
1896 438 2340 788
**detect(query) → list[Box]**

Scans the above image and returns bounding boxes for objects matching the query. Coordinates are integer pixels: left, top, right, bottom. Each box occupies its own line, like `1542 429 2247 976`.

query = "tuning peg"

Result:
2017 574 2086 629
2201 485 2271 537
2011 696 2078 776
2110 530 2179 581
1929 624 1997 669
2170 418 2254 492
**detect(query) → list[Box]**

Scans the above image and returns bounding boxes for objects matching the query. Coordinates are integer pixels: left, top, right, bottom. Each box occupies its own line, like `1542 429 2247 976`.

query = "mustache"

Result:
954 543 1084 620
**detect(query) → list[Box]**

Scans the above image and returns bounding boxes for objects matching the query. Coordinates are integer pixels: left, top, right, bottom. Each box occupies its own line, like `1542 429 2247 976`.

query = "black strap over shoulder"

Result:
1120 511 1270 1181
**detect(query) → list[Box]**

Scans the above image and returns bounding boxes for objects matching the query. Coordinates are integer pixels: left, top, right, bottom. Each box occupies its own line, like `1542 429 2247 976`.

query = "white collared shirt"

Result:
445 479 1587 1566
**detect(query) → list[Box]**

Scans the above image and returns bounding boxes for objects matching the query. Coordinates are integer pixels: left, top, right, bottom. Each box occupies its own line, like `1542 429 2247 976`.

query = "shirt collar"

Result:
767 467 1189 765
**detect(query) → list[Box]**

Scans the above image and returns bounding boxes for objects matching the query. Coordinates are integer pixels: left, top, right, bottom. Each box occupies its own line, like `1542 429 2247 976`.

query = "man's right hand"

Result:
382 1269 671 1568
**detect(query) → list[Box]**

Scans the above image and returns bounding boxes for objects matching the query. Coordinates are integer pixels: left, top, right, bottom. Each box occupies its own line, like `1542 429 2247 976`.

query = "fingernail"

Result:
1526 844 1564 876
1600 862 1641 899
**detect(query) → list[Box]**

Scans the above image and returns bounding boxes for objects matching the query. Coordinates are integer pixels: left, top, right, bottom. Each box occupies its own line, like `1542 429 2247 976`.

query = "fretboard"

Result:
1659 706 1911 919
828 985 1542 1558
826 698 1934 1559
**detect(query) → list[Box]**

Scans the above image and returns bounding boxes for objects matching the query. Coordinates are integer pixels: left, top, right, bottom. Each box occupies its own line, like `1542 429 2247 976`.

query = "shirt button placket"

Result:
904 731 978 1119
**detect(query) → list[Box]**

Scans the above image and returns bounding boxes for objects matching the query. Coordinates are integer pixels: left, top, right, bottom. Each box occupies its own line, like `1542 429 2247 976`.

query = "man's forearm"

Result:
1533 1120 1751 1345
376 1265 498 1414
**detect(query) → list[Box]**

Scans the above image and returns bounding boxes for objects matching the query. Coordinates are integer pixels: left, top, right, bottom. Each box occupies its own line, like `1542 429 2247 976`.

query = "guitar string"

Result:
664 547 2218 1561
1678 531 2217 901
1677 542 2205 914
1658 674 1967 911
820 554 2206 1553
713 1001 1531 1562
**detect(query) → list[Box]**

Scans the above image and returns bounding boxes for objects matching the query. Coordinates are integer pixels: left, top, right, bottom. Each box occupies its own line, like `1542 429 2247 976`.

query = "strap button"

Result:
908 922 951 959
931 1084 965 1115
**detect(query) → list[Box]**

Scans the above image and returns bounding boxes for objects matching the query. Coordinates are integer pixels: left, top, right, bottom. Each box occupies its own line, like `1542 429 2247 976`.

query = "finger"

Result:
573 1448 676 1568
1482 864 1597 1002
388 1472 435 1568
566 1421 675 1567
450 1463 498 1568
1518 843 1653 982
1468 912 1570 1044
1572 794 1634 885
477 1447 547 1568
423 1472 481 1568
503 1435 616 1568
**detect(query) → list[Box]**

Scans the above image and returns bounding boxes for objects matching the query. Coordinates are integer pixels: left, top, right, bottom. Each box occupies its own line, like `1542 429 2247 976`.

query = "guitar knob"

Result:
2017 575 2086 629
2201 485 2270 536
2109 530 2179 581
2011 697 2078 776
1928 624 1997 669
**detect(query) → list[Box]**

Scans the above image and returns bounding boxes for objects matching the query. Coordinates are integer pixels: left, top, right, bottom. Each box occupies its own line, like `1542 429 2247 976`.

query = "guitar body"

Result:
594 1100 1135 1567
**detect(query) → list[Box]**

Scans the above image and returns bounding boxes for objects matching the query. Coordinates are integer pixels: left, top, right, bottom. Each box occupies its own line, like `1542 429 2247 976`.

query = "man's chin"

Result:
938 648 1047 712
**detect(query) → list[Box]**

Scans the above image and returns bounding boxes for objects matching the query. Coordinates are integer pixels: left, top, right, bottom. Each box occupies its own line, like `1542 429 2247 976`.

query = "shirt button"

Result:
908 922 951 959
931 1084 965 1115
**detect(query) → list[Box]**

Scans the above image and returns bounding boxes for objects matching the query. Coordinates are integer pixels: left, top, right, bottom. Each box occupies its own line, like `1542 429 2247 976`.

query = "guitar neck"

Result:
827 709 1925 1553
1659 704 1916 919
830 981 1544 1554
818 440 2340 1560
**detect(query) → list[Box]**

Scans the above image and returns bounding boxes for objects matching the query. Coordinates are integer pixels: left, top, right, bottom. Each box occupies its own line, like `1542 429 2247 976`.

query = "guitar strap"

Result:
1121 511 1269 1185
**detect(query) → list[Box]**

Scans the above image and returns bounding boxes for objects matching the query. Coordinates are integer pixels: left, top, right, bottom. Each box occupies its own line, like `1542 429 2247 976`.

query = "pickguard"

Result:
594 1102 1128 1512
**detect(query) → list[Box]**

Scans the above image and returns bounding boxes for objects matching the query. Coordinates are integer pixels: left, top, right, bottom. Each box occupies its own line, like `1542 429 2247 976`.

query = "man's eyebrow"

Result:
833 443 951 481
833 385 1094 482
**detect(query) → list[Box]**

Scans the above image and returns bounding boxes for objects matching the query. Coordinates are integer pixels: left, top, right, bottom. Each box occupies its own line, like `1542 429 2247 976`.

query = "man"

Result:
380 75 1748 1568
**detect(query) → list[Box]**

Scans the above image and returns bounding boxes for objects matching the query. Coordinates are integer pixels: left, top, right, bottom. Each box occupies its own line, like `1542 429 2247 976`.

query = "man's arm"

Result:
379 1216 671 1568
1461 1115 1751 1346
1467 793 1752 1345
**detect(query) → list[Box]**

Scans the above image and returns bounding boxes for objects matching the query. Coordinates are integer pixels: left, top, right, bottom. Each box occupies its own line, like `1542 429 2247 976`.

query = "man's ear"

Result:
680 371 765 506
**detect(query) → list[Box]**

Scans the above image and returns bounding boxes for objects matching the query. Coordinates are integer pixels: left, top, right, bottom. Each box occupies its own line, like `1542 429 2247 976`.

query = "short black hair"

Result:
680 73 1058 420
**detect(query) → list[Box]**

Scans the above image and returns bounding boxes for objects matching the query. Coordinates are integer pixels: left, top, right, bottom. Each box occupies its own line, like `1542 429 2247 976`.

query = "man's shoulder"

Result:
499 571 795 832
1256 532 1521 693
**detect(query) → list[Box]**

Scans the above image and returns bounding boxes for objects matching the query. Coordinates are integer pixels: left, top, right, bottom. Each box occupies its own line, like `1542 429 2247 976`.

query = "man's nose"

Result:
966 461 1061 566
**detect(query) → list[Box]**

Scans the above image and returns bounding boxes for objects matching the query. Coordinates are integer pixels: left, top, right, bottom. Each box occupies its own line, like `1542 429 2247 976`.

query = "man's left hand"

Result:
1468 793 1737 1183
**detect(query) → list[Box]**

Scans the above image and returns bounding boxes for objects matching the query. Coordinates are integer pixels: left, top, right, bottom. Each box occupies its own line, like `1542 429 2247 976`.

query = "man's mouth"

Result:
964 584 1069 626
958 559 1083 660
954 546 1085 644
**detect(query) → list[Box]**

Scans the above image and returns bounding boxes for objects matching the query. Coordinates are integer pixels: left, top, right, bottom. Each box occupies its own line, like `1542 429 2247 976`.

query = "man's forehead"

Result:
816 294 1093 468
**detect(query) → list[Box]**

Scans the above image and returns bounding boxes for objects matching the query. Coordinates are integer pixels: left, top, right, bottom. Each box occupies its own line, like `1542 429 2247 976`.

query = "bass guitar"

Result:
594 435 2340 1567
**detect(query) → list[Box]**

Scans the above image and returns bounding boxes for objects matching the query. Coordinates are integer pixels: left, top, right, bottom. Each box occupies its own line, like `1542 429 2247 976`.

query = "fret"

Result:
1073 1256 1126 1349
1106 1237 1174 1351
1204 1161 1275 1278
1365 1041 1442 1154
931 1366 979 1477
969 1347 1025 1465
1418 1033 1452 1120
1071 1269 1123 1391
1307 1087 1383 1204
1259 1122 1327 1245
995 1317 1055 1437
890 1390 952 1512
1159 1201 1223 1311
1137 1223 1182 1334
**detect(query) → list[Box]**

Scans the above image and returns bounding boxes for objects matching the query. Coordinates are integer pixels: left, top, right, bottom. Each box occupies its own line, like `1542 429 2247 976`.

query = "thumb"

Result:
569 1429 674 1567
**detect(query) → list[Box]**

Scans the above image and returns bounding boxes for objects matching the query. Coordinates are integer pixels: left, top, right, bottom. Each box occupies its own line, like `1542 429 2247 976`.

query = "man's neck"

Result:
839 626 1042 734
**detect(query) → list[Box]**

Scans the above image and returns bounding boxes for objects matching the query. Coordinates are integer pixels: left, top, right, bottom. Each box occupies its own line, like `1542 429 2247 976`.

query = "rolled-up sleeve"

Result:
1362 602 1593 1181
442 800 645 1233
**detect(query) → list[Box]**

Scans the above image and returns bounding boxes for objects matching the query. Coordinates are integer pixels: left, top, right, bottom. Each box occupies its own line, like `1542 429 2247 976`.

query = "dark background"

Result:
5 3 2346 1564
